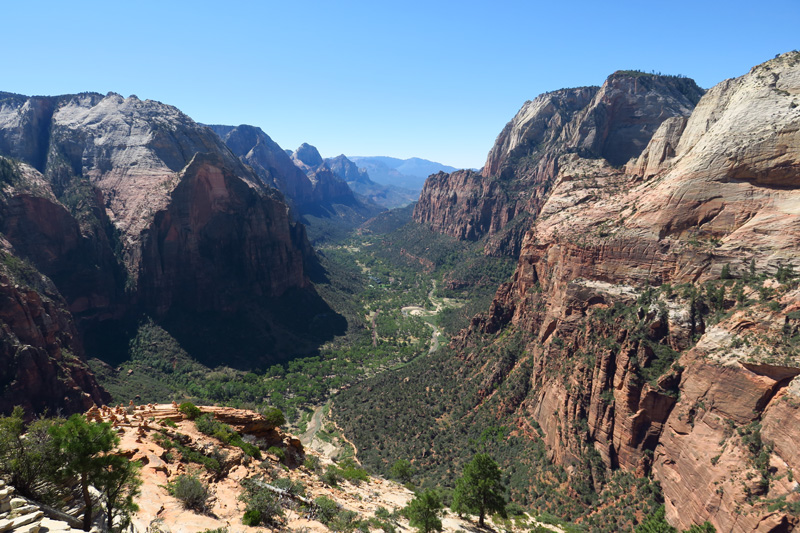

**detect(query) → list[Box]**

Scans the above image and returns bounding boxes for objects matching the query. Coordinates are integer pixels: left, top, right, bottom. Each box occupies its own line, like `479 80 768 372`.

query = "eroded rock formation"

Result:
0 92 333 412
452 52 800 530
413 72 704 256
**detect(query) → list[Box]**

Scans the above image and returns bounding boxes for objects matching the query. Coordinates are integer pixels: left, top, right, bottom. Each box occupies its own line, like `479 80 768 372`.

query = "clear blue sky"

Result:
2 0 798 169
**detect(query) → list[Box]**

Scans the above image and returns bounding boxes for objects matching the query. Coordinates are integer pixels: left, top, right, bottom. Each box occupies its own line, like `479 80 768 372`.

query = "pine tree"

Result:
50 414 140 531
405 490 443 533
451 453 507 527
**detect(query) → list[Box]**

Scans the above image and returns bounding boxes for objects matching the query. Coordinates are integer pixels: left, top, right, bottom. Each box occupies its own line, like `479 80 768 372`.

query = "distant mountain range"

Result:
325 154 418 209
348 156 459 191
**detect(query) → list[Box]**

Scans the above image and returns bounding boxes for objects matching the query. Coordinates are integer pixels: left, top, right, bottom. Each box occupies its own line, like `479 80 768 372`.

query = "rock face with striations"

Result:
207 124 315 207
413 73 704 256
0 92 329 412
449 53 800 530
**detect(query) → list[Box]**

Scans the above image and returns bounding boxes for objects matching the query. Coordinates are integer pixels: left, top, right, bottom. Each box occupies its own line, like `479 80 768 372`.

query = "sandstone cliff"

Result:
451 52 800 530
0 92 336 410
208 124 315 207
0 157 109 415
413 73 704 256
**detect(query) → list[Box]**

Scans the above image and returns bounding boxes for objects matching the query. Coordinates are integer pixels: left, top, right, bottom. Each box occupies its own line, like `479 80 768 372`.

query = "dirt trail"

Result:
300 404 325 446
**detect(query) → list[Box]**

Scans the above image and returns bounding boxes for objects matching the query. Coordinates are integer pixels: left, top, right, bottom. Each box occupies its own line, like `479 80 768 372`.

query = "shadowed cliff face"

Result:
138 152 309 315
208 124 316 207
0 92 343 412
0 263 110 416
413 74 704 256
0 92 319 315
450 52 800 531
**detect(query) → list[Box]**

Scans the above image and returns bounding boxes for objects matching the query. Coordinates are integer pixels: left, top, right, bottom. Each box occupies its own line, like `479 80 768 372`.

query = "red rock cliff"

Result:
454 52 800 530
414 74 703 256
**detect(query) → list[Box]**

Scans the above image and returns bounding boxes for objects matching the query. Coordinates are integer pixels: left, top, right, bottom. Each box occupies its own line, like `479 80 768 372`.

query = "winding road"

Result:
401 281 451 354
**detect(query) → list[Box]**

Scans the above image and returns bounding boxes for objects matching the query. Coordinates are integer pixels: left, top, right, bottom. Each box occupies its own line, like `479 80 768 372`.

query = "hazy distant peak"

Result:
294 143 324 167
348 156 458 191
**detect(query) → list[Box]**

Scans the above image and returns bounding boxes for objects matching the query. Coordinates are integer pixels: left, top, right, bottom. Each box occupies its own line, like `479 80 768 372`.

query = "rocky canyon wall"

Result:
452 52 800 530
413 74 704 257
0 91 333 413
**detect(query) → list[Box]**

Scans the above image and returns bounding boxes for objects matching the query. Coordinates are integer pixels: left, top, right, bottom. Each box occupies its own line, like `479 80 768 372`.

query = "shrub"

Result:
321 465 341 487
262 407 286 428
304 455 321 472
339 458 370 484
268 446 286 462
314 496 340 525
168 474 208 511
241 509 261 526
330 509 360 532
194 414 261 459
239 477 284 527
178 403 202 420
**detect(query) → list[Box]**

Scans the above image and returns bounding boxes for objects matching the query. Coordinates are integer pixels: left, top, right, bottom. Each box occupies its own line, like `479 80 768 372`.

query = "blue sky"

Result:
3 1 798 169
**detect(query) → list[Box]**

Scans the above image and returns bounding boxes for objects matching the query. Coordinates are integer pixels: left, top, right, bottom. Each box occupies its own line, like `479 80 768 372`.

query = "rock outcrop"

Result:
413 73 704 256
0 92 335 411
450 52 800 530
208 124 315 207
290 143 363 206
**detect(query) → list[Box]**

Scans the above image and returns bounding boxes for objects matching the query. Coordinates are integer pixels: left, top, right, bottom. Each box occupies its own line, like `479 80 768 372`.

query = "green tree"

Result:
404 490 443 533
390 459 414 483
635 506 677 533
49 414 133 531
0 407 60 500
97 455 142 531
685 523 716 533
451 453 507 527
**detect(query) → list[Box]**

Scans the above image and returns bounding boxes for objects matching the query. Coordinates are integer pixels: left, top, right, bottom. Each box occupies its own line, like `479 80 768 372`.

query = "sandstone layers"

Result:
440 53 800 530
413 73 704 257
0 92 330 414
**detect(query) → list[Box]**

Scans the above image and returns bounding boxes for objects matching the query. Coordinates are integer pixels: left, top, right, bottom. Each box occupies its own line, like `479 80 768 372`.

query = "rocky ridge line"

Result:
413 72 704 256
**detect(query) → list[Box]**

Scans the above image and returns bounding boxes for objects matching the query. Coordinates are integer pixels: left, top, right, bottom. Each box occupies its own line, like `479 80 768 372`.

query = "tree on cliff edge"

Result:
50 414 141 532
451 453 507 527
